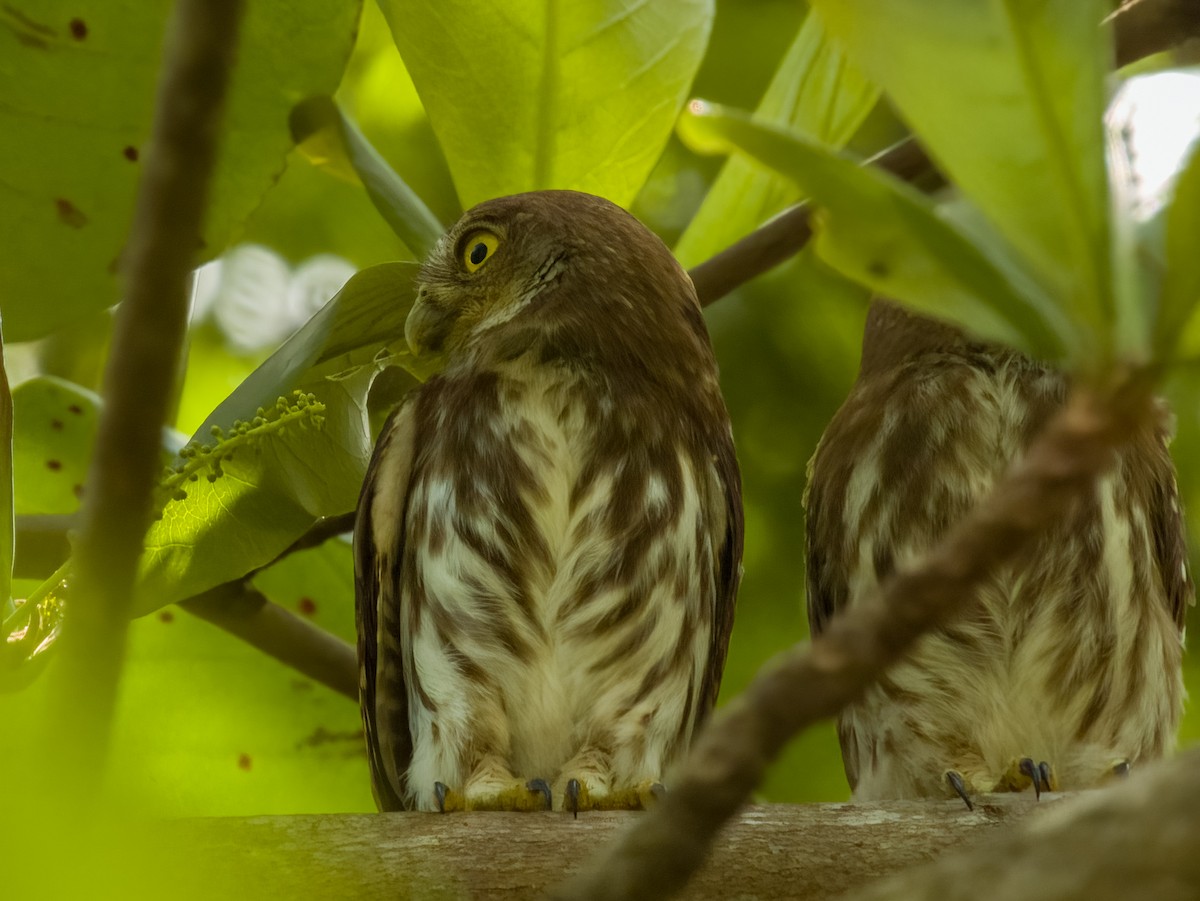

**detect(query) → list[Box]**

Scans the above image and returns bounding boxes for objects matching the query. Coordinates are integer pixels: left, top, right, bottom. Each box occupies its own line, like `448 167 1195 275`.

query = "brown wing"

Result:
1145 430 1194 633
354 397 419 811
696 421 744 721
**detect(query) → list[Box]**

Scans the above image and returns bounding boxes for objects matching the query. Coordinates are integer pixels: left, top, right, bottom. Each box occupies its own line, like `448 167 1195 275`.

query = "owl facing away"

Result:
806 301 1190 805
355 190 743 813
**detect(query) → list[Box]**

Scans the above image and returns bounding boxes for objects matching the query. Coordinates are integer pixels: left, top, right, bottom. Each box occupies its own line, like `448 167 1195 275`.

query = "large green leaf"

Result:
111 541 371 816
0 0 362 341
379 0 714 208
675 9 879 267
11 377 100 516
679 103 1071 359
136 263 428 614
812 0 1115 360
0 324 12 607
291 95 447 259
1162 144 1200 360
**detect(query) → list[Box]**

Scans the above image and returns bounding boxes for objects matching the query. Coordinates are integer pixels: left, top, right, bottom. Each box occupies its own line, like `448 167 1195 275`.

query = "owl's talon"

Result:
946 770 974 810
526 778 553 810
434 781 450 813
649 782 667 802
1037 761 1054 792
1018 757 1041 799
566 778 582 819
1113 760 1131 778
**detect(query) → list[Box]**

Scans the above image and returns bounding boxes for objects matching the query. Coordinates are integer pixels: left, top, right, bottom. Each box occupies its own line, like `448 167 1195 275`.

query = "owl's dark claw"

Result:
1113 760 1131 778
1019 758 1041 799
649 782 667 802
946 770 974 810
1037 761 1054 792
434 781 450 813
526 778 553 810
566 778 582 819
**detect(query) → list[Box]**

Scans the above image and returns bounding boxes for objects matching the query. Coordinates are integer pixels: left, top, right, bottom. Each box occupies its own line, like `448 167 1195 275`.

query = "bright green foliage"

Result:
1162 145 1200 359
378 0 714 208
0 330 11 608
291 96 447 258
136 264 428 614
674 9 879 267
813 0 1116 365
109 541 372 816
11 377 100 515
0 0 362 341
679 104 1070 359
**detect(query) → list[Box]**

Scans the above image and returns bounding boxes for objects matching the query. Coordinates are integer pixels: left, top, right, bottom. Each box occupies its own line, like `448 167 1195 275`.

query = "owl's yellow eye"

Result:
462 230 501 273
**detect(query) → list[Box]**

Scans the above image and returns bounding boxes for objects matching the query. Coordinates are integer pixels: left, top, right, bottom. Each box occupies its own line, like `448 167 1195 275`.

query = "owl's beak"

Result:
405 291 456 357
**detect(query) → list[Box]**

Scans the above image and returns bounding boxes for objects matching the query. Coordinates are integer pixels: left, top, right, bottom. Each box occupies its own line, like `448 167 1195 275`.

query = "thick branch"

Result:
42 0 245 793
551 378 1157 901
180 581 357 701
1110 0 1200 68
141 797 1051 900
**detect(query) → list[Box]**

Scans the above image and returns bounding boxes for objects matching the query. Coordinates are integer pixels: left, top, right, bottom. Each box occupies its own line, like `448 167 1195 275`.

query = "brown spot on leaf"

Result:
68 17 86 39
67 404 83 415
297 596 317 616
867 259 890 278
50 419 64 430
123 145 139 162
46 459 62 471
55 198 88 228
159 610 174 624
73 484 84 498
237 753 252 771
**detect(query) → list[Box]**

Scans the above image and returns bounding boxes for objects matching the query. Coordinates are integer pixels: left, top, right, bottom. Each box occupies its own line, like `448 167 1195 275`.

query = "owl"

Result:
355 190 743 813
805 301 1189 806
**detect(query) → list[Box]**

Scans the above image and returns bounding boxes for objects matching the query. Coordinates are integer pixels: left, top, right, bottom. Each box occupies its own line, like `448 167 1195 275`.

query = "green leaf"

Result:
379 0 714 208
0 0 362 341
675 9 879 267
109 541 373 815
11 377 99 516
1162 143 1200 359
679 102 1071 359
290 96 447 259
135 263 430 613
0 323 12 606
811 0 1115 360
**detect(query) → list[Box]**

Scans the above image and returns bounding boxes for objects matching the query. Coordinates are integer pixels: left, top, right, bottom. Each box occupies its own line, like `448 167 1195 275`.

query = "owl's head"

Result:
406 190 696 362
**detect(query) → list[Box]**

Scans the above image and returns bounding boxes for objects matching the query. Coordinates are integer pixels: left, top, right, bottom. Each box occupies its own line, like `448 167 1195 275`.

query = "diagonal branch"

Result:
549 375 1158 901
38 0 246 798
180 581 358 701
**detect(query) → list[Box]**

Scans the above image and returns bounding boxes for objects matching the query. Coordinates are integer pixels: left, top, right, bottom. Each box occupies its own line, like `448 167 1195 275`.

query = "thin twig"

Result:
180 582 358 701
550 376 1157 901
40 0 245 798
689 139 934 307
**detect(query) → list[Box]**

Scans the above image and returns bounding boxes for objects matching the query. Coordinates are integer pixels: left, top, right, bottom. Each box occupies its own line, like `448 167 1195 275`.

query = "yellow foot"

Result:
434 778 553 812
562 778 664 816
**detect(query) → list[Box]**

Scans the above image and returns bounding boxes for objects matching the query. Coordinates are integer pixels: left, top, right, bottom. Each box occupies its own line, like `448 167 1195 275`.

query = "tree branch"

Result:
550 377 1158 901
39 0 245 797
141 797 1053 900
180 581 357 701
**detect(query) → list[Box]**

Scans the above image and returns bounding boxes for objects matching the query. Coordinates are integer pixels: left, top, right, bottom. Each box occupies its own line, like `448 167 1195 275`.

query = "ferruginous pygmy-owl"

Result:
355 190 743 813
806 301 1190 805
